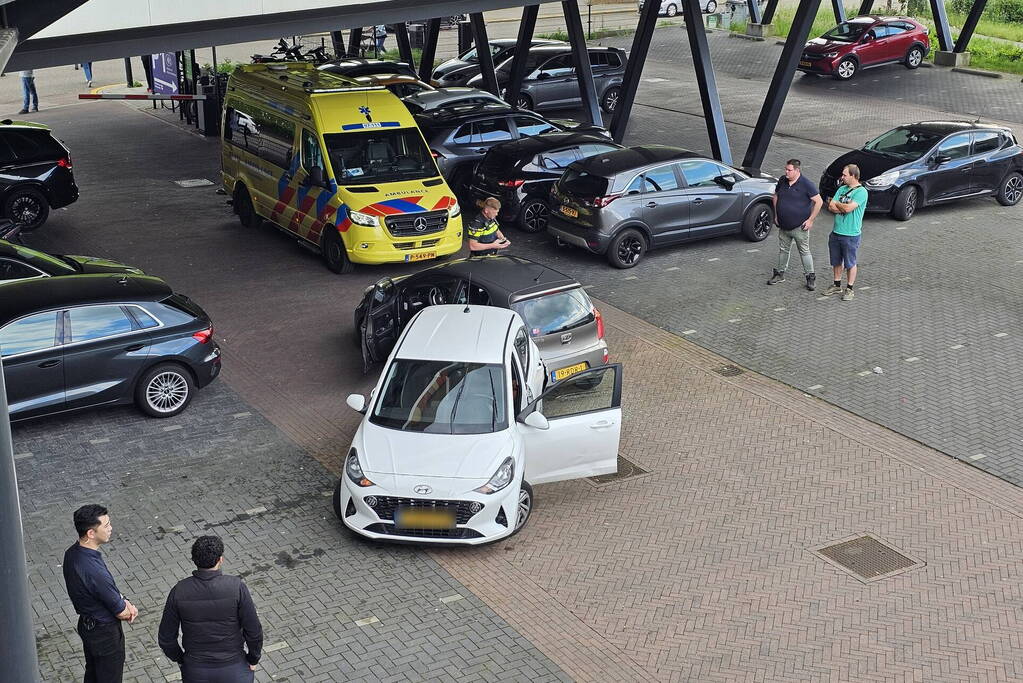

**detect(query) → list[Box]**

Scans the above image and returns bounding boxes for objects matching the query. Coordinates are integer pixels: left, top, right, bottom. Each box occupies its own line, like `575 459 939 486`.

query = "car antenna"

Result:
464 272 472 313
533 267 544 283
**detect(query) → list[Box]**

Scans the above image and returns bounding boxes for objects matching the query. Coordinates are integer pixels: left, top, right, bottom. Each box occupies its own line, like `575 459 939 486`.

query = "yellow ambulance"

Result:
221 63 462 273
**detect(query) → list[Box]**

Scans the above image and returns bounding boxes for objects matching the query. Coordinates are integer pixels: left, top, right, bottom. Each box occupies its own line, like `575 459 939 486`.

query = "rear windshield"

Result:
559 167 609 198
480 147 523 173
324 128 439 185
512 288 594 337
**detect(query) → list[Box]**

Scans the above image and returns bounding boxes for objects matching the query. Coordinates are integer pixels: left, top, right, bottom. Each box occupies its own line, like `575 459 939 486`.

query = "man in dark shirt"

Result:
159 535 264 683
62 504 138 683
466 197 511 257
768 158 823 291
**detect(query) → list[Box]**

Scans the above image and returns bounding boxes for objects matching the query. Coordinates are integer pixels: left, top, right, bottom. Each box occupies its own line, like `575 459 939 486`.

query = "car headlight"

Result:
823 51 840 58
474 457 514 494
448 200 461 218
345 448 375 487
349 210 379 227
865 171 900 188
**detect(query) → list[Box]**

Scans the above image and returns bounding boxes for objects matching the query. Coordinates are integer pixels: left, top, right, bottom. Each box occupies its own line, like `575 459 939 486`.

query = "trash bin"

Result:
197 84 221 137
407 23 425 50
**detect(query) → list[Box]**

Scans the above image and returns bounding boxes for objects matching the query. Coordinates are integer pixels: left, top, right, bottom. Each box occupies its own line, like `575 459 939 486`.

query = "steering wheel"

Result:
427 286 447 306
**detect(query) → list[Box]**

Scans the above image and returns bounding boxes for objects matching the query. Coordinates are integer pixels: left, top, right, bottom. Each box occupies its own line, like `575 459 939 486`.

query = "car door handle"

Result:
124 344 145 352
474 148 488 154
693 198 704 204
38 359 61 368
645 201 657 208
589 419 614 430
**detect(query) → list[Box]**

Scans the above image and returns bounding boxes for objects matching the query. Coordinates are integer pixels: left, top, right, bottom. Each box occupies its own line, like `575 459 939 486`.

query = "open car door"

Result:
361 280 400 370
520 364 622 484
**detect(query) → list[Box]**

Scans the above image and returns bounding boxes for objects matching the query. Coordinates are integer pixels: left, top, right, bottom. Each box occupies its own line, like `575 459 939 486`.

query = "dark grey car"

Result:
547 146 777 268
0 274 221 420
431 39 565 87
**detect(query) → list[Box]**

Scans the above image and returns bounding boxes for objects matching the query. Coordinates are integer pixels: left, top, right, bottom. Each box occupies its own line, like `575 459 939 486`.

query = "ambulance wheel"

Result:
233 185 259 228
322 229 354 274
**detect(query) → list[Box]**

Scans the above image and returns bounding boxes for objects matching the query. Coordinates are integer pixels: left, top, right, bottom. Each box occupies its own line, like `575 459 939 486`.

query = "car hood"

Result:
434 59 477 77
64 255 144 275
359 421 513 479
825 149 906 180
804 37 852 53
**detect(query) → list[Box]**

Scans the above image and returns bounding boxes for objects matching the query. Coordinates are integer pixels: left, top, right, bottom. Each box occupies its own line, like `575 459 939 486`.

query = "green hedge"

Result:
944 0 1023 21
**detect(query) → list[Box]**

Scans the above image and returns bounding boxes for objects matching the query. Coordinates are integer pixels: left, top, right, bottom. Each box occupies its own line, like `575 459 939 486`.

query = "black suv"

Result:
471 132 623 232
416 103 607 192
821 121 1023 221
0 274 221 421
0 121 79 230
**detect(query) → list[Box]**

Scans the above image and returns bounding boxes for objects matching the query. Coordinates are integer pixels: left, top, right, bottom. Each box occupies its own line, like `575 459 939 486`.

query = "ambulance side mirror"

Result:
308 166 328 188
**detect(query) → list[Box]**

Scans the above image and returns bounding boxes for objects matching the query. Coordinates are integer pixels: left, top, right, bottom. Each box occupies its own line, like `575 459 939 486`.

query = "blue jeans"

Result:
376 37 386 51
82 62 93 83
21 76 38 111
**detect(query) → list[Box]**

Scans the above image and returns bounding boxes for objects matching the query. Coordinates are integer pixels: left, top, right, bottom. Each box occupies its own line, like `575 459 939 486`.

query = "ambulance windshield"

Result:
324 129 439 185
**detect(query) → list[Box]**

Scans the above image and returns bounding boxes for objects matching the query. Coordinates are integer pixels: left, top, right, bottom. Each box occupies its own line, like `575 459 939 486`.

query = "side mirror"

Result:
346 394 366 413
536 71 550 80
713 174 735 190
309 166 327 188
523 411 550 430
933 154 952 165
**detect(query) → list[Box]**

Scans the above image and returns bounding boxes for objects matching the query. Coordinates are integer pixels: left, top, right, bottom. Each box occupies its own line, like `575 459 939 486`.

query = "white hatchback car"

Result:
334 304 623 544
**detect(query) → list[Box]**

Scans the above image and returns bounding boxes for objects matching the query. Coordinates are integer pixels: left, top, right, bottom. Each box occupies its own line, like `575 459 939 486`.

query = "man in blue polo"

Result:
768 158 822 291
63 504 138 682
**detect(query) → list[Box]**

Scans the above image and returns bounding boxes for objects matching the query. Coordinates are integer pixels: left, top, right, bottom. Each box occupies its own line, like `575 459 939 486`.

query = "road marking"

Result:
14 452 33 460
264 641 289 653
163 425 182 431
440 594 465 604
233 411 251 418
994 332 1009 338
583 284 596 289
644 77 669 82
950 344 965 349
624 275 638 280
905 357 920 362
969 453 987 461
857 370 872 377
896 226 907 230
728 318 742 323
930 221 942 224
165 673 182 682
807 384 824 391
665 266 681 271
858 286 871 290
707 257 719 262
90 438 110 444
682 329 697 335
816 296 828 301
245 506 268 515
746 248 760 253
322 490 333 497
354 616 380 626
773 307 786 312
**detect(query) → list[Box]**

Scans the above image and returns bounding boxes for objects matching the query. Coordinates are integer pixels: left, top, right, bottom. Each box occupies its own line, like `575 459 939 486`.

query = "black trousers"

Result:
77 617 124 683
181 658 254 683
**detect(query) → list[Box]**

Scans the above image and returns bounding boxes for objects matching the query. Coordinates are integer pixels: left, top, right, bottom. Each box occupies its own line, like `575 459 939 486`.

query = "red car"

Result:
798 15 929 81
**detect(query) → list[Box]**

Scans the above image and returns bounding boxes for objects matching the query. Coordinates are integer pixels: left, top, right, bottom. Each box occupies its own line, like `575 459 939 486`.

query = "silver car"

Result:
401 87 508 115
638 0 718 16
547 146 777 268
355 255 609 384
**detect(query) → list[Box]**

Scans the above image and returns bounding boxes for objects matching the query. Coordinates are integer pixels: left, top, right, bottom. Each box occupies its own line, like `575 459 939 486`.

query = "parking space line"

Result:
14 452 33 460
682 329 697 335
354 616 380 626
857 370 872 377
995 333 1009 338
773 307 786 312
746 249 759 253
970 453 987 461
624 275 638 280
905 357 921 362
233 411 251 418
440 594 465 604
728 318 741 323
950 344 965 349
264 641 289 653
90 438 110 444
807 384 824 391
707 257 719 262
665 266 680 271
245 506 268 515
163 425 182 431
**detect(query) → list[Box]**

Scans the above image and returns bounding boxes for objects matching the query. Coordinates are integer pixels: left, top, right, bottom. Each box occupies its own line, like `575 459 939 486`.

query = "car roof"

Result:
406 255 579 306
487 38 564 48
527 44 621 55
486 131 621 159
395 304 518 363
905 120 1009 134
573 145 701 176
415 102 520 125
0 274 172 324
405 87 503 104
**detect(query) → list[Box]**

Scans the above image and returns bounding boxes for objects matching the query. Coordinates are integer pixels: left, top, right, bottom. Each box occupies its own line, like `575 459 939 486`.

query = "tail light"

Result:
430 149 444 159
57 157 72 169
591 193 622 208
498 179 524 188
192 327 213 343
594 308 605 339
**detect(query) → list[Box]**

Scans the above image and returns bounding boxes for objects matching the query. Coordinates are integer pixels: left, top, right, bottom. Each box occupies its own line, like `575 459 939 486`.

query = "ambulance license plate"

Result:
560 205 579 218
551 362 589 383
405 251 436 262
395 507 455 529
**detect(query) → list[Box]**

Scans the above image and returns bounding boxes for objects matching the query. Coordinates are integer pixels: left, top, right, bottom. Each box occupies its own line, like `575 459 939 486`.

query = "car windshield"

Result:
863 126 945 160
323 128 440 185
559 167 610 198
496 52 550 74
822 21 872 42
370 360 508 434
512 288 594 337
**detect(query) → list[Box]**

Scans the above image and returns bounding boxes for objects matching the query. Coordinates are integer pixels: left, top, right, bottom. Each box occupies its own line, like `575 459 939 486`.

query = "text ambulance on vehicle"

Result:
221 63 463 273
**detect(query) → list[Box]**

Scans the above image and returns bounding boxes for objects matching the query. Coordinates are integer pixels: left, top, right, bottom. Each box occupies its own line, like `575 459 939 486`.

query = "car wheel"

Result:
665 3 679 16
4 187 49 231
516 93 534 111
890 185 919 221
510 481 534 536
834 58 857 80
135 363 195 418
321 228 354 274
741 203 773 241
996 171 1023 206
705 0 717 11
600 86 621 114
904 45 924 69
607 228 647 269
233 185 259 228
517 198 549 233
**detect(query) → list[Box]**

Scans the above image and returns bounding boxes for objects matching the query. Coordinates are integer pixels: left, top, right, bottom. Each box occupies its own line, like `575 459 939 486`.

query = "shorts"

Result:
828 232 860 269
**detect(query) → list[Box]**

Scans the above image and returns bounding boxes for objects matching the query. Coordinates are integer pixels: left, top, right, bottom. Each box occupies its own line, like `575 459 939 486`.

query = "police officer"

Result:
63 504 138 683
467 197 511 256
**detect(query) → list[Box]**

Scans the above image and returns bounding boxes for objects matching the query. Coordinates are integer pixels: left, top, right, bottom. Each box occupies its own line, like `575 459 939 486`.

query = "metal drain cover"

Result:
814 534 923 583
713 364 744 377
589 454 648 485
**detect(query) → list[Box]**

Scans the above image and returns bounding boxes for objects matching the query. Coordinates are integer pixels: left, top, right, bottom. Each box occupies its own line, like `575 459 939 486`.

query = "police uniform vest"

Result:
467 213 499 243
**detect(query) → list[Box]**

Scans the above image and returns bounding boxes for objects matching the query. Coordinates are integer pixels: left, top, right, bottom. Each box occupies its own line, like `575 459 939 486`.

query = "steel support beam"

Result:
419 18 441 82
347 26 362 58
393 23 414 69
831 0 846 23
0 357 40 683
470 13 499 95
761 0 781 26
746 0 763 25
929 0 953 52
682 0 731 163
504 4 540 107
330 30 344 57
610 0 659 142
562 0 602 127
742 0 822 171
858 0 874 14
953 0 988 52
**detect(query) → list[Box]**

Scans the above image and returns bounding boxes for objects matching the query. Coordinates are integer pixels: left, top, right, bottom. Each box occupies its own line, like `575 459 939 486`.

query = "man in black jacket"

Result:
158 536 263 682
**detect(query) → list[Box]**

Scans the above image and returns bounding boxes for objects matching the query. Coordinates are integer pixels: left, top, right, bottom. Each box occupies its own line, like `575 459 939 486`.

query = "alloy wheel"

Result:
908 49 923 67
603 89 620 112
146 372 190 414
618 235 643 265
1005 175 1023 205
515 487 532 530
904 187 918 217
523 202 548 232
754 208 772 239
11 195 41 224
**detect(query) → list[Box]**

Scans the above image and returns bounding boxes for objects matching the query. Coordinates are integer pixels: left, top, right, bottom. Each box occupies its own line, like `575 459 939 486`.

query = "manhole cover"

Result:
174 178 214 187
589 454 649 485
813 534 923 583
713 364 744 377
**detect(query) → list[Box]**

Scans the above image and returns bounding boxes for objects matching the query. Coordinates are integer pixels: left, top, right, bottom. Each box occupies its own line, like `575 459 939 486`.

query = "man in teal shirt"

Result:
824 164 868 301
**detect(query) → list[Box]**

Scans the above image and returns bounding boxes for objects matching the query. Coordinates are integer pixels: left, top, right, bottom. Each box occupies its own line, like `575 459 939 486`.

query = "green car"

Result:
0 234 143 282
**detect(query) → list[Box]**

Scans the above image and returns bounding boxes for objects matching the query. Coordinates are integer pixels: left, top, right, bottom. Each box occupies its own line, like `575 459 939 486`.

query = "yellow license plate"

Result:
552 362 589 382
395 507 455 529
560 205 578 218
405 251 436 262
799 60 812 67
